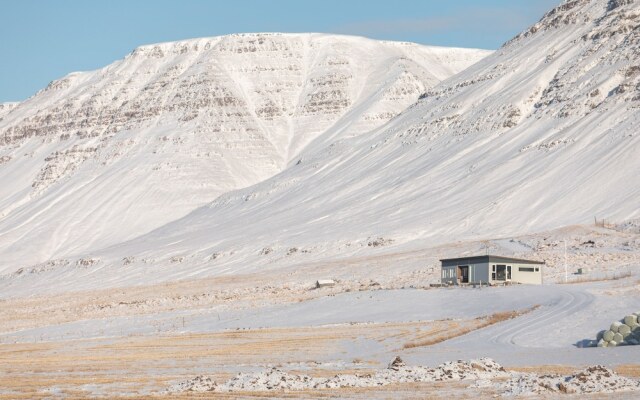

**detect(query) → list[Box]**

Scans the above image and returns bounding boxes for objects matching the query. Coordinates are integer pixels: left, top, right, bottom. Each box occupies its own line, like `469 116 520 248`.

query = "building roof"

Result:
439 255 545 265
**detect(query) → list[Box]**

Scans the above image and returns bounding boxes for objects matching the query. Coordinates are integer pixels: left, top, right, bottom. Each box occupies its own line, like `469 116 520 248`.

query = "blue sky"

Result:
0 0 559 102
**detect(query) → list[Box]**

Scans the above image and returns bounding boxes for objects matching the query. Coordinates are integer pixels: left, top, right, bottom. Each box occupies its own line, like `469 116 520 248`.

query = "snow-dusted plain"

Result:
0 0 639 398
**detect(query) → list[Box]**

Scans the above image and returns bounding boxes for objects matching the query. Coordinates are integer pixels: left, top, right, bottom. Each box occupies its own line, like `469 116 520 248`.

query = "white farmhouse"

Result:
440 255 544 285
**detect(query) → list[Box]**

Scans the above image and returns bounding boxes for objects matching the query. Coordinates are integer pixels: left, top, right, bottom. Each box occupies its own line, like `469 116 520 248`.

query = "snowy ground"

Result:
0 224 638 398
1 1 639 397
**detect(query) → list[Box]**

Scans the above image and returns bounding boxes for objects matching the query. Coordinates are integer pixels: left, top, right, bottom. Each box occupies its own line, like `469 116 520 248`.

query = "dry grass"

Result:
558 271 633 285
402 306 539 349
509 365 578 376
0 319 470 398
615 364 640 378
510 363 640 381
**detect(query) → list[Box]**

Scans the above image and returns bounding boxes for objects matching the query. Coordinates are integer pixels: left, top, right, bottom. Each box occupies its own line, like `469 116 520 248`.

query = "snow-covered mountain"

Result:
0 102 19 119
64 0 637 287
1 0 638 292
0 34 489 270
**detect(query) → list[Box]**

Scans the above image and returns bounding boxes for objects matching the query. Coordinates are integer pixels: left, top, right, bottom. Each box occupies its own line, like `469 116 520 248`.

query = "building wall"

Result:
441 265 457 285
510 262 543 284
487 261 542 285
441 262 490 285
442 258 543 285
472 262 490 284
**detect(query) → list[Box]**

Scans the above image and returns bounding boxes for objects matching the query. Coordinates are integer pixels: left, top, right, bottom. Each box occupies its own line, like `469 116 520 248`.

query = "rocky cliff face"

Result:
0 102 18 120
0 33 489 268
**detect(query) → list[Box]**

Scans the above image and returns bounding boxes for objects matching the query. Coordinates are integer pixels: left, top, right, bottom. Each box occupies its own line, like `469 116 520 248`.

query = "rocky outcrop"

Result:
168 357 508 393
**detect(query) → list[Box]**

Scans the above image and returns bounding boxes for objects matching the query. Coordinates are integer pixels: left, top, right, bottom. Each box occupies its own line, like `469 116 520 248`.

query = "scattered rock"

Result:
367 237 394 247
76 258 100 268
388 356 405 370
122 256 135 266
169 357 509 393
168 375 217 392
500 365 640 396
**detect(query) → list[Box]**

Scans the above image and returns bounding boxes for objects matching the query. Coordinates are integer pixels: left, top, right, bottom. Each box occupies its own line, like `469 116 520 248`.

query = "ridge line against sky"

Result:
0 0 559 102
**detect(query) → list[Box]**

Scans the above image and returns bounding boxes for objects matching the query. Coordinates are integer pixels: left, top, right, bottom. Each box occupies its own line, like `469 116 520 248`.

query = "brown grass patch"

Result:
0 319 471 398
509 365 577 376
615 364 640 378
402 306 539 349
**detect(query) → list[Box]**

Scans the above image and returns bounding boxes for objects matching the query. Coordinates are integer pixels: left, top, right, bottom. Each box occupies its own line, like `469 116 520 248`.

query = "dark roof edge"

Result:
439 255 545 264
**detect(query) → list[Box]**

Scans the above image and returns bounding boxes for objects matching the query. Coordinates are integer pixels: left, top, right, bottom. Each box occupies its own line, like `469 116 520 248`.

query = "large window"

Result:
492 265 511 281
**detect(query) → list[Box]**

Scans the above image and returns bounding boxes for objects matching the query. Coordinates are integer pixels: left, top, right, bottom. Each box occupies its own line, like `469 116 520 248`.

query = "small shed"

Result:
440 255 544 285
315 279 336 288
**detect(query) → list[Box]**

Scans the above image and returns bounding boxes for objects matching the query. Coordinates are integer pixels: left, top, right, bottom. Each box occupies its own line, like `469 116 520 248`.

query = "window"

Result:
535 267 539 272
442 269 446 278
507 265 512 280
495 265 507 281
519 267 535 272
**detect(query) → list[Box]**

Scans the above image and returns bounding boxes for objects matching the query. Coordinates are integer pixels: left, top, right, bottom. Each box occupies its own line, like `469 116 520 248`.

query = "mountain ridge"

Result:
62 0 639 287
1 0 638 293
0 33 490 270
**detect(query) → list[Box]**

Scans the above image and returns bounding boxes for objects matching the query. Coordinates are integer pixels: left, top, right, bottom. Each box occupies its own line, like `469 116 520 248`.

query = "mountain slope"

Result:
64 0 639 287
0 33 489 269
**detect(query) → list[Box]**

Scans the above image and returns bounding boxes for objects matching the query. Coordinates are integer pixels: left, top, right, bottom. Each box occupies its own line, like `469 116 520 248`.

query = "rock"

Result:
168 375 217 392
500 365 640 396
388 356 406 370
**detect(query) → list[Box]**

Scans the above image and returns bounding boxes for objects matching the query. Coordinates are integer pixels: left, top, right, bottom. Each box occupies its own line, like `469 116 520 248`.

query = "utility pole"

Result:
564 240 568 283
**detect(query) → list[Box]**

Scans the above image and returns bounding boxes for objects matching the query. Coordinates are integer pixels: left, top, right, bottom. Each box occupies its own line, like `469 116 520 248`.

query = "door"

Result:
457 266 469 284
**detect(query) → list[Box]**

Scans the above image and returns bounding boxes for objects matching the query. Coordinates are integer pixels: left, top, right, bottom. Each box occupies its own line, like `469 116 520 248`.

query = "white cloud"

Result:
331 4 554 45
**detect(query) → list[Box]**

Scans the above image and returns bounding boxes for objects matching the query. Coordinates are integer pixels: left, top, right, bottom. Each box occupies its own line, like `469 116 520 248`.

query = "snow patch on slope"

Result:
64 0 640 287
0 33 489 270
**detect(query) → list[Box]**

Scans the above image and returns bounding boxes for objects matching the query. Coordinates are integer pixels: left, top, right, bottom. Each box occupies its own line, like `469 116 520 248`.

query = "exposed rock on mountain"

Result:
0 34 488 269
1 1 638 294
73 0 639 287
